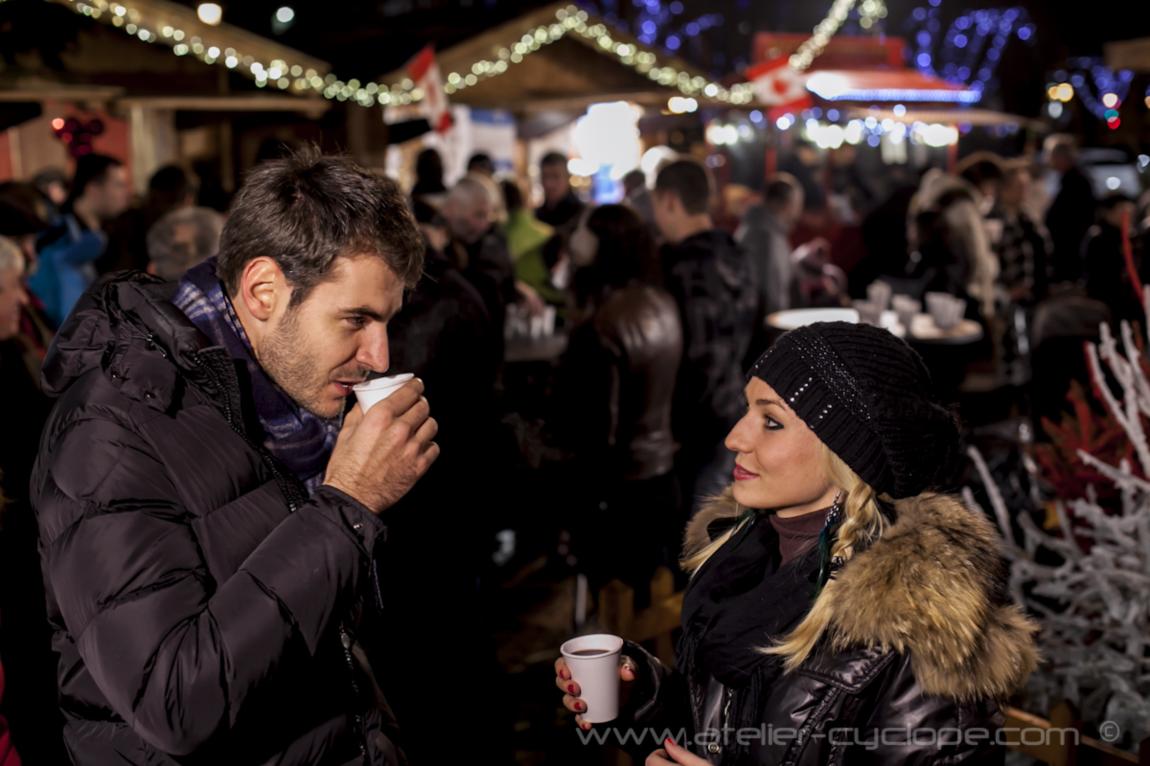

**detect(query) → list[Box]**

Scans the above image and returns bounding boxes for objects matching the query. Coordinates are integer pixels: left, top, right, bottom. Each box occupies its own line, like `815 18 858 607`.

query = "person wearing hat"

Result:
554 322 1038 765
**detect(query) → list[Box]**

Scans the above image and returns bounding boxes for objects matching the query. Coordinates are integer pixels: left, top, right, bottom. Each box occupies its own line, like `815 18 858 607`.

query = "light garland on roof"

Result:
857 0 887 31
788 0 858 72
53 0 858 110
57 0 422 108
440 5 754 104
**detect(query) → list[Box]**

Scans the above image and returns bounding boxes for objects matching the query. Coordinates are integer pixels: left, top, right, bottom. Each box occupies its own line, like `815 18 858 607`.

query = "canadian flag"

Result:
746 57 811 112
407 45 452 134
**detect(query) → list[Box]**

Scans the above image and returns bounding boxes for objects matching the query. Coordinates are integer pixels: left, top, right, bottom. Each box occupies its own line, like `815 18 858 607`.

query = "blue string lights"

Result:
592 0 724 68
1051 58 1135 130
906 5 1035 96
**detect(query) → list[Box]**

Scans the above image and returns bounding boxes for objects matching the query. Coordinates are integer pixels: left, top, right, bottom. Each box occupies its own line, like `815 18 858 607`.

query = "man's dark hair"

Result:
217 148 424 306
956 151 1004 190
763 173 801 209
622 169 646 195
69 153 122 203
500 178 524 212
540 151 568 171
467 152 495 175
654 159 712 215
147 164 193 209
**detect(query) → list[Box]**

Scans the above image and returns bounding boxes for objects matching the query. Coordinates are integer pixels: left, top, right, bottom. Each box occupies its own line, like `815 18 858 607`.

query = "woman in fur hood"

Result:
554 321 1038 765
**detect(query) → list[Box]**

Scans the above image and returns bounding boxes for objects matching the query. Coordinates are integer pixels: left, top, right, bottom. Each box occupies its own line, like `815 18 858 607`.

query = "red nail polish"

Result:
665 737 675 747
567 683 576 694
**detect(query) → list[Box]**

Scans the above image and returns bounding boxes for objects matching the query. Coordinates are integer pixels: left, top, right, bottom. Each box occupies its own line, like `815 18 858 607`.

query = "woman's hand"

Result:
554 655 638 731
646 737 710 765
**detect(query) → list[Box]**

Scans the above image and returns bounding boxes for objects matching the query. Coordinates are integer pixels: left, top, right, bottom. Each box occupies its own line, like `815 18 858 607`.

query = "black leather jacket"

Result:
560 283 682 481
615 491 1039 765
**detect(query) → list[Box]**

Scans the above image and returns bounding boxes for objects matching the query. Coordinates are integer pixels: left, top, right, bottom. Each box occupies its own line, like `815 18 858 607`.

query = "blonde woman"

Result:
554 322 1038 765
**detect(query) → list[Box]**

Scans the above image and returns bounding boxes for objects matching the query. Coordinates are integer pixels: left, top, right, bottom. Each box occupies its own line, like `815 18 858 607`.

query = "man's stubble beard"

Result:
258 307 338 419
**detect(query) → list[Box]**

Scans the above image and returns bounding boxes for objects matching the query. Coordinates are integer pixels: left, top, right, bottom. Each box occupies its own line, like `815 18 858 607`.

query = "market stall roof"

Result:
1104 37 1150 72
395 2 738 112
0 0 332 112
47 0 331 81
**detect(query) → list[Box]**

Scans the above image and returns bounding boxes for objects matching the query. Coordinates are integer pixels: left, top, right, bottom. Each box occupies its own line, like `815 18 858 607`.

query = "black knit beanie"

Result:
748 321 960 499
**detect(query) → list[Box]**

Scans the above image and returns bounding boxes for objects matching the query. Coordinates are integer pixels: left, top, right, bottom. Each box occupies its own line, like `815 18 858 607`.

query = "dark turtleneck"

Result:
769 507 831 567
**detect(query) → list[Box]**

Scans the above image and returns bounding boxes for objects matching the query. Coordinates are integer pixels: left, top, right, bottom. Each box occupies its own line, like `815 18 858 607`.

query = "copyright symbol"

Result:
1099 720 1121 743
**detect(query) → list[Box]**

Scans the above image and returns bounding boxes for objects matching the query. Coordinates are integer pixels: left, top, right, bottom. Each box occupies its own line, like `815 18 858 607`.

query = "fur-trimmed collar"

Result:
684 489 1039 701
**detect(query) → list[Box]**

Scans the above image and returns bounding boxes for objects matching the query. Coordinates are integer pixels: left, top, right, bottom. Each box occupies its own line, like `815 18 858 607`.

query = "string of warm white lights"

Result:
857 0 887 30
49 0 863 109
440 5 754 104
52 0 753 107
57 0 421 108
788 0 858 72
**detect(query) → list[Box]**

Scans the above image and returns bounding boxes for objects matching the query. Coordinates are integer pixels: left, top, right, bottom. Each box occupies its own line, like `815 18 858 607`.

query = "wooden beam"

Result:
114 95 331 114
0 83 125 102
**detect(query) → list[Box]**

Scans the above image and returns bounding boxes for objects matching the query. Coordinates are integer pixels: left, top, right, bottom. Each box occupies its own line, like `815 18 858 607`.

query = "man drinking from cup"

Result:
30 149 438 764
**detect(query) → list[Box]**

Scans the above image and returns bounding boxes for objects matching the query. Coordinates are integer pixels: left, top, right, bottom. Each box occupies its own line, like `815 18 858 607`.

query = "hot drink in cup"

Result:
560 633 624 723
352 373 415 413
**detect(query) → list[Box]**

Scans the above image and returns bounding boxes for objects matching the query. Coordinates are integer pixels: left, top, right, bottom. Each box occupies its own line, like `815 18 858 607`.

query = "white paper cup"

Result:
352 373 414 413
560 633 624 724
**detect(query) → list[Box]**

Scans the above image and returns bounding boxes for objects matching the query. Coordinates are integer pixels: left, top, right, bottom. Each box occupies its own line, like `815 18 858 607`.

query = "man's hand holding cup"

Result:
323 376 439 514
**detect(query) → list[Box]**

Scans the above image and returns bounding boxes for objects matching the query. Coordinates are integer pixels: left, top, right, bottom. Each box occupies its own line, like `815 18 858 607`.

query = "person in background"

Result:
501 179 563 305
1044 134 1097 284
737 172 804 318
373 198 507 764
101 164 196 274
467 152 496 178
535 151 585 232
956 151 1005 217
1084 193 1141 324
0 191 53 362
987 161 1051 386
0 237 63 764
653 158 757 514
623 168 656 229
557 204 682 595
907 169 998 320
145 206 225 282
28 153 131 326
411 147 448 201
443 176 518 326
989 161 1050 306
31 167 68 223
442 177 544 336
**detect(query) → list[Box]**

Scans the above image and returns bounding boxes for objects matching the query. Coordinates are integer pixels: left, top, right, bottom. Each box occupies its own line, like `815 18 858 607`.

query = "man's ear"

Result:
236 257 286 321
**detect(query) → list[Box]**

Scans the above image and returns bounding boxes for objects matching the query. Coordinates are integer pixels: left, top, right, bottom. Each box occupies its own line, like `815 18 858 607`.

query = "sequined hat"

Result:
748 321 960 499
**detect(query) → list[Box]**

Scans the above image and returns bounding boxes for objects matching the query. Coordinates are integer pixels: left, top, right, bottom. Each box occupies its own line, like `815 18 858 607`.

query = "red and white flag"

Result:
407 45 452 134
746 57 811 112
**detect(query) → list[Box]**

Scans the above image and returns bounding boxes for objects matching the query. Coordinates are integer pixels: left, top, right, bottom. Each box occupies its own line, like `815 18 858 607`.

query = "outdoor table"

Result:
767 308 983 345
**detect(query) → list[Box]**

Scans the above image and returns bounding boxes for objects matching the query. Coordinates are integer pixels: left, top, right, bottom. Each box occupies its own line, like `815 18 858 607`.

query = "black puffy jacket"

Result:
31 273 405 765
620 491 1039 765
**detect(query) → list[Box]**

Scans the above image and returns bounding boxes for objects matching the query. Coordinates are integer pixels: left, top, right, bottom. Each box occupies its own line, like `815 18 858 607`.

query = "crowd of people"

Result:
0 132 1146 764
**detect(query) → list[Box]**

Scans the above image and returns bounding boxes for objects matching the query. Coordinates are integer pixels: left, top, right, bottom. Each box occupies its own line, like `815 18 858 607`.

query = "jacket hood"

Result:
41 272 209 407
685 488 1039 701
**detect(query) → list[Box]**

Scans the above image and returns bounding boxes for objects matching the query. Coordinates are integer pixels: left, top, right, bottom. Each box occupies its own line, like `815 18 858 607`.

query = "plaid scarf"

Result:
173 258 340 493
